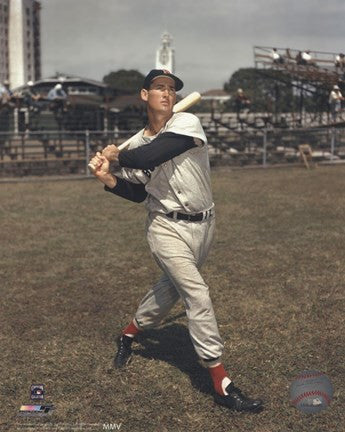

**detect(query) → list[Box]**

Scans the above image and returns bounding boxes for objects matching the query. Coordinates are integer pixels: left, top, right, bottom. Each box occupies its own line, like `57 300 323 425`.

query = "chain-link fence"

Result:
1 127 344 178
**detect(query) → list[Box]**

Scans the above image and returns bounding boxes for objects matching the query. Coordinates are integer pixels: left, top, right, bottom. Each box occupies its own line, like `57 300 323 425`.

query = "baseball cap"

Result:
333 85 340 90
143 69 184 91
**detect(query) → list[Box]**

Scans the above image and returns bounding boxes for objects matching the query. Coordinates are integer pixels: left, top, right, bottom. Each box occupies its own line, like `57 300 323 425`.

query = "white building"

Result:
155 31 175 73
0 0 41 88
0 0 10 83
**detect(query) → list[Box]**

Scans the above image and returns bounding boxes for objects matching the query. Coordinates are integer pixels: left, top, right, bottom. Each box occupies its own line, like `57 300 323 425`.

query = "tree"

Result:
103 69 145 94
223 67 296 113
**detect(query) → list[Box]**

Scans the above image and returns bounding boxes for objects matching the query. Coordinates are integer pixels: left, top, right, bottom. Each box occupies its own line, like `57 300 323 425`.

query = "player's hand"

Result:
89 152 117 188
90 152 110 176
102 144 120 162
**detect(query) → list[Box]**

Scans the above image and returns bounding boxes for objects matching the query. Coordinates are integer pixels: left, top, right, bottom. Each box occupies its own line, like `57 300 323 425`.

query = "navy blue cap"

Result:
143 69 184 91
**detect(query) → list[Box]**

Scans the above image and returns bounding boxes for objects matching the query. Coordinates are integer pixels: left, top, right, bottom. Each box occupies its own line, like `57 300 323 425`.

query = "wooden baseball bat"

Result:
88 91 201 172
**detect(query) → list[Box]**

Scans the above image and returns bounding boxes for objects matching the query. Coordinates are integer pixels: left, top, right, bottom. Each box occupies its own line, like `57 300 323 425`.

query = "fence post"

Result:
85 129 90 176
263 129 267 167
114 125 119 146
13 108 19 135
330 127 335 161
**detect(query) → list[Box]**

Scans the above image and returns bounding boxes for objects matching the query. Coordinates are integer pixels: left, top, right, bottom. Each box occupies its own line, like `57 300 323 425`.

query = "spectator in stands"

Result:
235 88 251 115
297 50 317 67
48 83 68 114
0 79 14 108
271 48 284 64
335 53 345 71
301 50 312 64
234 88 251 128
22 81 43 112
329 85 344 123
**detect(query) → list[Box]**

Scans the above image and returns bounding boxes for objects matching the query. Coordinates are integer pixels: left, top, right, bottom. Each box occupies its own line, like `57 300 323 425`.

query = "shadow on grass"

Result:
133 323 214 397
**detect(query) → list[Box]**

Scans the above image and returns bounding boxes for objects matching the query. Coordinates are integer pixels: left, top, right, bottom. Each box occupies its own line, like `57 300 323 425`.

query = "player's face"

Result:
141 77 176 113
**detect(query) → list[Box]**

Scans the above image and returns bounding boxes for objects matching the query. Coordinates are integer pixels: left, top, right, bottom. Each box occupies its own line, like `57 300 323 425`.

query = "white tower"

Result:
155 32 175 73
7 0 41 88
0 0 10 83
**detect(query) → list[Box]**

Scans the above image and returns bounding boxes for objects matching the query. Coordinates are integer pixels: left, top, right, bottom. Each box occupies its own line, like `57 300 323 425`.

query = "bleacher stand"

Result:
254 46 343 90
253 45 345 128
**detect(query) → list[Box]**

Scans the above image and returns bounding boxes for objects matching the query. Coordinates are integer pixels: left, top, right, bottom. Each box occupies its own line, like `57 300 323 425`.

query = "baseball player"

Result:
89 69 263 413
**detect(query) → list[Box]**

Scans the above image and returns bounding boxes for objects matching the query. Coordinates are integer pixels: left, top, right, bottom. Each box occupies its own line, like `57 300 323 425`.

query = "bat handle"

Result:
88 153 108 173
88 162 97 172
88 160 111 173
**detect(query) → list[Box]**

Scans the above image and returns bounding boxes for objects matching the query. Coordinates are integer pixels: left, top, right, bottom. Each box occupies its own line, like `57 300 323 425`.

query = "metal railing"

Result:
209 127 345 167
0 129 136 178
0 127 344 178
254 46 341 70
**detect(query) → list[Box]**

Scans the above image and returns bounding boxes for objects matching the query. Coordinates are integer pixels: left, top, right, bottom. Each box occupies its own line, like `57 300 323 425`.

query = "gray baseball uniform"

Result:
112 112 223 361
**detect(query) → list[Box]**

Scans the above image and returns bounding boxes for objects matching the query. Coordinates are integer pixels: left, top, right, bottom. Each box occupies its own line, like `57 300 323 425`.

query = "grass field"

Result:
1 165 344 432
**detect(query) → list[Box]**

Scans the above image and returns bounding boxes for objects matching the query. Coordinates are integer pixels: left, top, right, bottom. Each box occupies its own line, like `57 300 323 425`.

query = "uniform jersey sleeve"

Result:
118 132 196 170
164 113 207 146
104 176 147 202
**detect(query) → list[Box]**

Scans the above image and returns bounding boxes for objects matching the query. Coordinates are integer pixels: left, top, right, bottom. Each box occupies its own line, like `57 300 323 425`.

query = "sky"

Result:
40 0 345 95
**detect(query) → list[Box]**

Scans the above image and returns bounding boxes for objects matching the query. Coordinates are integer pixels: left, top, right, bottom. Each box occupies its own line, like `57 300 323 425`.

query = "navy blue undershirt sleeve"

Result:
104 177 147 203
118 132 197 170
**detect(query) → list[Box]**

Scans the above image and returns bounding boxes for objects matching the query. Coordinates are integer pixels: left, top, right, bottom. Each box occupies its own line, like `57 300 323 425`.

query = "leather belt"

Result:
166 210 213 222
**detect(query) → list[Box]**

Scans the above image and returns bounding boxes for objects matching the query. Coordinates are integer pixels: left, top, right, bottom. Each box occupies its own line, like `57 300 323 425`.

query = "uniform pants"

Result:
134 213 223 360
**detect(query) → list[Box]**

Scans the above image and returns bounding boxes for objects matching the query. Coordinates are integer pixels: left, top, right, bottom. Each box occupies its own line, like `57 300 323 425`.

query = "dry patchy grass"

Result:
0 165 344 431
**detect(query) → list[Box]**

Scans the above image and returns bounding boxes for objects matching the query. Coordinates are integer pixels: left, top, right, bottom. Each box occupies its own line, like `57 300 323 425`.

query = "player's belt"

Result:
166 210 213 222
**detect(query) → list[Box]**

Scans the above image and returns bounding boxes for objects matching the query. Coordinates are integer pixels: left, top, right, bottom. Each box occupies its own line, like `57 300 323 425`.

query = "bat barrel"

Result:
173 91 201 113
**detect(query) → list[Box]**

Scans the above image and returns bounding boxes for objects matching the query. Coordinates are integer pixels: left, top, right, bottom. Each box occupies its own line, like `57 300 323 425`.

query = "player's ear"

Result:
141 89 148 102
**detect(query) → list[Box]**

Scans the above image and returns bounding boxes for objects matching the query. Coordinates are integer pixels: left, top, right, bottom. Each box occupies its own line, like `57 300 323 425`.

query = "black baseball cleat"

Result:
114 335 133 369
214 383 264 413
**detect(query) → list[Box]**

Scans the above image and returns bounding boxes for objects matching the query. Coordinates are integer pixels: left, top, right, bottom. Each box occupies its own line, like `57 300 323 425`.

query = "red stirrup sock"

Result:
208 363 232 396
122 319 141 338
